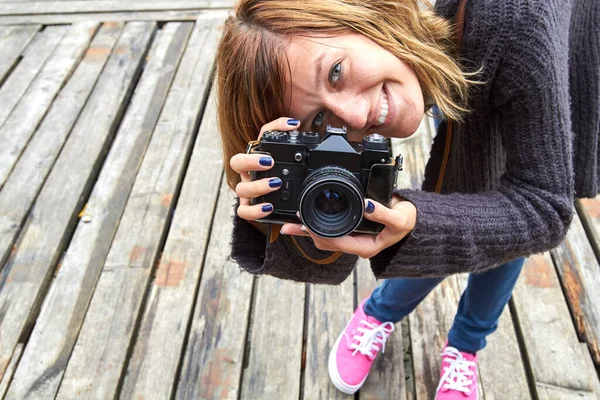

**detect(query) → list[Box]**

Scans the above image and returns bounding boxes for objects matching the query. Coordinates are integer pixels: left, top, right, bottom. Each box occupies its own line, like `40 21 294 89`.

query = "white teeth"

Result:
375 90 389 126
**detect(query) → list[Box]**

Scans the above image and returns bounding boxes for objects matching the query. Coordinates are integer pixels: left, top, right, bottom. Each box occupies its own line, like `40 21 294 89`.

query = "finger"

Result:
362 199 392 225
237 203 274 221
310 233 379 256
236 177 282 199
259 117 301 137
281 223 310 236
230 153 274 175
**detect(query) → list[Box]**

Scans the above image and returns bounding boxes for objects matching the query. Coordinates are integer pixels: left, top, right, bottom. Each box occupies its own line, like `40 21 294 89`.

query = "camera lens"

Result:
315 189 347 217
299 166 364 238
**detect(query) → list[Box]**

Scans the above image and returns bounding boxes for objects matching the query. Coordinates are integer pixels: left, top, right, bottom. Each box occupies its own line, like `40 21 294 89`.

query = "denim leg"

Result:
364 276 445 323
448 258 525 354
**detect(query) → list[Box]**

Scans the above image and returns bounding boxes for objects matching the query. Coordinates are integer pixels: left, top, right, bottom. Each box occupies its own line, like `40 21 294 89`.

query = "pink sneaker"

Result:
328 298 395 394
435 344 478 399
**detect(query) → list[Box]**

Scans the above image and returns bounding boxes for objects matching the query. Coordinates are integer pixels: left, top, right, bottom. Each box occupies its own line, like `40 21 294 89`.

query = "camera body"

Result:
248 125 402 238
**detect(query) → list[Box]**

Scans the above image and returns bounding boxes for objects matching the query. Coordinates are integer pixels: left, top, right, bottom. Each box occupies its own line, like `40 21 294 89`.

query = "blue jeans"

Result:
363 258 525 354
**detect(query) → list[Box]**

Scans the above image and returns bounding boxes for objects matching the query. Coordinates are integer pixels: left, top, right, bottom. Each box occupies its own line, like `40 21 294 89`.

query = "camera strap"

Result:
435 0 467 193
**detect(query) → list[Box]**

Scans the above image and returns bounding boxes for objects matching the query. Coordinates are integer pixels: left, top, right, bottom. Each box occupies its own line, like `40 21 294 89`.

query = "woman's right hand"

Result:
230 117 300 221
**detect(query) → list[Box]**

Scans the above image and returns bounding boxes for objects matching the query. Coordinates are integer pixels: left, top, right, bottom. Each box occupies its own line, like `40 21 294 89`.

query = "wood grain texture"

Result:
121 90 234 399
0 343 22 399
302 274 354 400
577 197 600 259
170 183 253 400
0 25 40 84
0 25 65 130
454 276 530 400
0 9 229 25
240 276 305 400
410 275 462 400
0 0 234 15
513 253 598 398
54 18 223 400
0 20 151 392
551 211 600 365
0 21 99 187
356 258 408 400
0 21 120 284
5 22 190 400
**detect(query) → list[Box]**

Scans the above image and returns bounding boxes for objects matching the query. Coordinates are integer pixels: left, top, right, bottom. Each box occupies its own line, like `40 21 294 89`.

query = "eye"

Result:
312 110 326 130
329 61 342 85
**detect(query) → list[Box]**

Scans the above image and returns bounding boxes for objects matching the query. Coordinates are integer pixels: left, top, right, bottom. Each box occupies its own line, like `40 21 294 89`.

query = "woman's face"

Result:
285 34 424 142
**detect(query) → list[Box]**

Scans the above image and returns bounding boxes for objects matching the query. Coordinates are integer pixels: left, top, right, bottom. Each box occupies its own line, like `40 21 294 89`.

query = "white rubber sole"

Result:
328 332 368 395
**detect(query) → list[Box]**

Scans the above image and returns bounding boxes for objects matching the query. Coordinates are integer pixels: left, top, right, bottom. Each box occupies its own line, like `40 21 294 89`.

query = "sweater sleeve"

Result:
230 201 358 285
370 2 574 278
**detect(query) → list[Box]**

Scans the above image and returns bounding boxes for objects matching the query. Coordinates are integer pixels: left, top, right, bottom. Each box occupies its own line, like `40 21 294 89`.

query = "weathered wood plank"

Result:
0 1 234 15
577 197 600 258
0 25 40 85
302 274 354 400
53 18 223 400
0 9 229 25
0 25 65 130
513 253 598 398
551 211 600 365
0 21 99 187
410 253 529 399
410 275 463 400
5 22 186 400
0 20 151 390
64 86 227 398
356 258 408 400
166 182 253 400
454 276 530 400
0 21 120 287
0 343 22 399
240 276 305 399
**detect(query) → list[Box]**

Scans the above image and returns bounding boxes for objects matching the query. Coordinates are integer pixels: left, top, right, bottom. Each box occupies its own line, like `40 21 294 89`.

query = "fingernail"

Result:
287 119 300 126
269 178 282 188
262 204 273 212
366 200 375 214
259 157 272 166
301 225 307 231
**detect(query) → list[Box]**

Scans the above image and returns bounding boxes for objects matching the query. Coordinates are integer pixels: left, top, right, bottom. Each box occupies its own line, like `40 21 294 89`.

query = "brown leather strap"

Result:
435 0 467 194
455 0 468 53
291 236 344 265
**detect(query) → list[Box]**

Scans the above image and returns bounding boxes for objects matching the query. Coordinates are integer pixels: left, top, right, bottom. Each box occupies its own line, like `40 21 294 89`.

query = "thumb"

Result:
362 199 388 223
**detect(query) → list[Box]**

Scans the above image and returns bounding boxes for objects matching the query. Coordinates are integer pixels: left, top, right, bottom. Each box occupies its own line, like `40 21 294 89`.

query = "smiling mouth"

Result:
374 88 389 126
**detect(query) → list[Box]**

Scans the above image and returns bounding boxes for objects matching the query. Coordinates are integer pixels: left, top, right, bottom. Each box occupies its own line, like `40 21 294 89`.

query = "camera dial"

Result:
362 133 387 150
300 131 320 144
263 131 289 142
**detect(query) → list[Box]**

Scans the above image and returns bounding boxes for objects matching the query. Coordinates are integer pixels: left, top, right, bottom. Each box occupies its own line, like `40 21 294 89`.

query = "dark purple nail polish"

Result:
269 178 282 188
287 119 300 126
366 201 375 214
262 204 273 213
259 157 272 166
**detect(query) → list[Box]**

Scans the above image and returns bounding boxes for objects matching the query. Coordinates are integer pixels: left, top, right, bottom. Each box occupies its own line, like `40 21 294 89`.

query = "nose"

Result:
325 94 369 133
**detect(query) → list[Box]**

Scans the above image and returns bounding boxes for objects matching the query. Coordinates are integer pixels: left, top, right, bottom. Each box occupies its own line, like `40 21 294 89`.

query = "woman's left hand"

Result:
280 196 417 259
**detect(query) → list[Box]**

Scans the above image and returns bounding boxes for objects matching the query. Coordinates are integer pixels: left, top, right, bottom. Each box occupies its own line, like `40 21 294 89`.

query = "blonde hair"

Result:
217 0 472 190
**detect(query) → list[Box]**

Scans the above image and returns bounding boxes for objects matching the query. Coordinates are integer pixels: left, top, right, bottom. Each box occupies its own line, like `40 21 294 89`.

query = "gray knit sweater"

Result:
230 0 599 284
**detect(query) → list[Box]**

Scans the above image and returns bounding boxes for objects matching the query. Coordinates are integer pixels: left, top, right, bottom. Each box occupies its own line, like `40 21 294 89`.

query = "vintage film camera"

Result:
248 125 403 238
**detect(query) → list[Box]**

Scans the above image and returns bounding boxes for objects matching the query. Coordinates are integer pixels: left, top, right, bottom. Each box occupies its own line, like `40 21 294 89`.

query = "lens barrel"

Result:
299 166 364 238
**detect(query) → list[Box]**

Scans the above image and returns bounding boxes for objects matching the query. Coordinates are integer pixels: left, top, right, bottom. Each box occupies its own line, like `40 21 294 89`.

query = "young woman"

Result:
216 0 599 397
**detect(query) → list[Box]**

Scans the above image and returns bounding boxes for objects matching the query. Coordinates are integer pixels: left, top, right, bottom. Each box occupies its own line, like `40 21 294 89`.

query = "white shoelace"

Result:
350 320 395 357
436 346 476 394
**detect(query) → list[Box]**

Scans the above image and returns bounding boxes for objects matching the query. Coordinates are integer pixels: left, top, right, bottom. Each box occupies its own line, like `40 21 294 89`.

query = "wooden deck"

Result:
0 12 599 400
